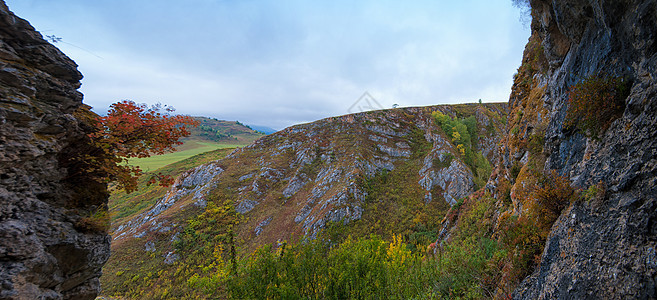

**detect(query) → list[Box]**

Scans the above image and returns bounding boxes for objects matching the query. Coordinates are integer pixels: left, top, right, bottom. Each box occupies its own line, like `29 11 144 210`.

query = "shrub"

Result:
462 115 478 144
564 74 630 138
431 195 504 298
432 111 491 189
498 210 543 290
527 132 544 154
497 170 576 293
582 181 606 204
533 170 576 229
472 151 492 188
226 235 422 299
497 178 513 205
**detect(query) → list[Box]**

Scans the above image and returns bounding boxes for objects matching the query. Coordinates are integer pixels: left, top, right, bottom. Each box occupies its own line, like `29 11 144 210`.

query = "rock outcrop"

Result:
102 103 507 297
507 0 657 298
0 2 110 299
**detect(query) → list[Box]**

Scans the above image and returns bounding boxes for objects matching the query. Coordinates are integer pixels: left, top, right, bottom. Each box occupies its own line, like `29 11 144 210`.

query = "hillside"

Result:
248 124 278 134
185 116 265 144
100 103 508 298
3 0 654 298
108 117 263 237
108 147 237 228
127 116 264 172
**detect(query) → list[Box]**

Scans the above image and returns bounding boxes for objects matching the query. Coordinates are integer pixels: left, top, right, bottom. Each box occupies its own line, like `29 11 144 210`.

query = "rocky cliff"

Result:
0 2 110 299
501 0 657 298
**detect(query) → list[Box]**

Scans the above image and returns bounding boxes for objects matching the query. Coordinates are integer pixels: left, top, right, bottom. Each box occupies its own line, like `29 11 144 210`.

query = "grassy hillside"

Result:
100 103 510 299
186 116 265 143
110 117 263 228
126 116 264 172
128 140 241 172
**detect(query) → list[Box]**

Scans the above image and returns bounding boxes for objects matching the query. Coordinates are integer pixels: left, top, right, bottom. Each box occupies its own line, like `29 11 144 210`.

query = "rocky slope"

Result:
115 104 505 241
0 2 109 299
101 103 507 297
493 0 657 298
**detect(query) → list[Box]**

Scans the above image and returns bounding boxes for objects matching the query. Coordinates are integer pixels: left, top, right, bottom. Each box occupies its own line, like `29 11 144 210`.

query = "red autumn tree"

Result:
88 100 198 193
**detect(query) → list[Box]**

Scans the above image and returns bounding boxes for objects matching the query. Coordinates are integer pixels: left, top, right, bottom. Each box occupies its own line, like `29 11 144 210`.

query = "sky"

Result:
5 0 530 130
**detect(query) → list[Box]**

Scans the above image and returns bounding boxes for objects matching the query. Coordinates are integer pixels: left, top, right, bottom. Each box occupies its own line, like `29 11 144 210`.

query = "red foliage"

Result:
88 100 198 193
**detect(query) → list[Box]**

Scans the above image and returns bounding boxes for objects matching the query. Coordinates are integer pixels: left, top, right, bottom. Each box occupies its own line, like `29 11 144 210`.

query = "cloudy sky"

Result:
6 0 530 130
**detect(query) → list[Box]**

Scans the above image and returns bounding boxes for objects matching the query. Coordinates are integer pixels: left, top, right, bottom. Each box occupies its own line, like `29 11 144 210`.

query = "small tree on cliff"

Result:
87 100 198 193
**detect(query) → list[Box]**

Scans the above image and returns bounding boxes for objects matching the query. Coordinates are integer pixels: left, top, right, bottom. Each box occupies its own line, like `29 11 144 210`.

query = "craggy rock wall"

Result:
0 2 110 299
512 0 657 298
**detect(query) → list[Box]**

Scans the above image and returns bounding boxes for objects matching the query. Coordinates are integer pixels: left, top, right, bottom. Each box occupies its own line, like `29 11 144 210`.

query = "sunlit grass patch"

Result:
127 140 242 172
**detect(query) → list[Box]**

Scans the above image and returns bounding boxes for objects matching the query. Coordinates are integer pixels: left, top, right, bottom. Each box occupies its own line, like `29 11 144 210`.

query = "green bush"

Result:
432 111 491 189
224 195 509 299
582 181 605 203
226 235 424 299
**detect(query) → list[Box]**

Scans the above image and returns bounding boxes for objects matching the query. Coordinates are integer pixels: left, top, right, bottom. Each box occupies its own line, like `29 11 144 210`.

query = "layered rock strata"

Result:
0 2 110 299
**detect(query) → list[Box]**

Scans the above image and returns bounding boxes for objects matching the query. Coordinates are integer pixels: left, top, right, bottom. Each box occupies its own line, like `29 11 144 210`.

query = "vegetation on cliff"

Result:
432 111 492 189
564 74 630 139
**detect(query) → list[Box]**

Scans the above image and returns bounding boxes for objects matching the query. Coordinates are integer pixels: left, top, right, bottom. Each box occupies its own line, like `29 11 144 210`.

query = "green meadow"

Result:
127 140 241 172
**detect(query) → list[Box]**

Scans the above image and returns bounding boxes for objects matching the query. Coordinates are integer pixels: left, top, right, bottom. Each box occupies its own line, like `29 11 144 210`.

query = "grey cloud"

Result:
6 0 529 130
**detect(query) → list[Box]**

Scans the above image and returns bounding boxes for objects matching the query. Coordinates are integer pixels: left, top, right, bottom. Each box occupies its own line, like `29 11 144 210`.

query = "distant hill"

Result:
248 124 278 134
186 116 264 144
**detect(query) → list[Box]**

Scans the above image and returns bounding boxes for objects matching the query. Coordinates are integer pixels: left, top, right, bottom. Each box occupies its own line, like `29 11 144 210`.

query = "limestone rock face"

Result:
512 0 657 298
0 2 110 299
